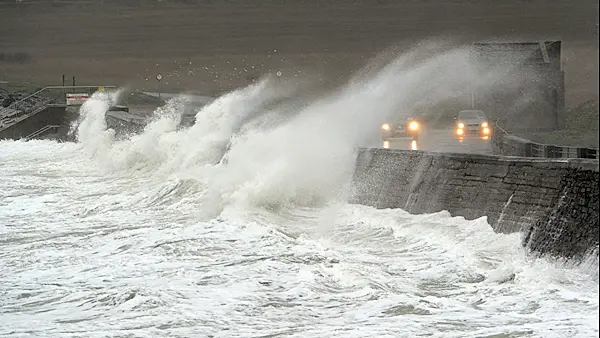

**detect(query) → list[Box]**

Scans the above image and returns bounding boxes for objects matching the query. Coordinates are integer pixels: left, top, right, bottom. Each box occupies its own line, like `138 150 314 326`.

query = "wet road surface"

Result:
381 128 493 155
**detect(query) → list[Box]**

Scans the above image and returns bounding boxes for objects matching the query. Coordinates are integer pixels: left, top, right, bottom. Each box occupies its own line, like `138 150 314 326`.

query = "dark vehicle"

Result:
454 110 492 140
381 117 422 145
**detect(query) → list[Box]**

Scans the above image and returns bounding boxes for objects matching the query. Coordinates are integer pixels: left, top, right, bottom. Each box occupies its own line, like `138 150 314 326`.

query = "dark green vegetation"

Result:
0 82 42 95
517 100 599 148
1 0 596 148
1 0 597 104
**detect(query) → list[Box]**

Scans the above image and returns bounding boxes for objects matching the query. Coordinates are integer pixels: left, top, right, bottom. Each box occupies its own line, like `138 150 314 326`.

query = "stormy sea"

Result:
1 43 598 337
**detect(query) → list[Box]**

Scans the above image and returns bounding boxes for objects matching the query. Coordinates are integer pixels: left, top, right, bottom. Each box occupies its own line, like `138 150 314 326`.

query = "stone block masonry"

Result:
351 148 599 261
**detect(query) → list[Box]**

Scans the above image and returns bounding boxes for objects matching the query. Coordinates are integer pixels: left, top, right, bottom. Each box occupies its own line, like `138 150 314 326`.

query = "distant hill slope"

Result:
518 100 599 148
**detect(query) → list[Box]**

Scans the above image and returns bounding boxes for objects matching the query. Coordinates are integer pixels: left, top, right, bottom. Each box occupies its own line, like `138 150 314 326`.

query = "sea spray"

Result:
75 40 520 213
161 75 300 173
201 40 515 211
2 41 598 337
76 89 122 164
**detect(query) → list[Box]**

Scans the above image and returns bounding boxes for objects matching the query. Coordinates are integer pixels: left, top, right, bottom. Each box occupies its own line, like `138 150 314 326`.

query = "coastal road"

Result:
382 128 493 155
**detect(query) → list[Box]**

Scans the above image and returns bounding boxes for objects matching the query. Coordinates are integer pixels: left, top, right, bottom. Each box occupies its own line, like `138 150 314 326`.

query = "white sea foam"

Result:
0 40 597 337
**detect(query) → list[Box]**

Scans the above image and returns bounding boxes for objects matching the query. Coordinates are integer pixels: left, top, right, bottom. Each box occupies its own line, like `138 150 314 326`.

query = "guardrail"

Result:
24 125 61 141
492 120 598 159
0 86 116 132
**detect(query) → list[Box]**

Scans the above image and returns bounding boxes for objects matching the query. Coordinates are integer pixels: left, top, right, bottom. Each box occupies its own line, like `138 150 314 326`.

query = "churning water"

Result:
1 42 598 337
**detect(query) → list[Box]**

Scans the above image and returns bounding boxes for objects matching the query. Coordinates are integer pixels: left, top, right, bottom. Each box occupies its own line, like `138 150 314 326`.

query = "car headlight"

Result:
408 121 419 131
481 122 488 128
410 140 418 151
457 122 465 129
381 123 391 131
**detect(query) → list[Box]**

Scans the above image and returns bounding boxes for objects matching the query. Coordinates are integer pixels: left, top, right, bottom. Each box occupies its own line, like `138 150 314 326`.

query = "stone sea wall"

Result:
351 148 599 261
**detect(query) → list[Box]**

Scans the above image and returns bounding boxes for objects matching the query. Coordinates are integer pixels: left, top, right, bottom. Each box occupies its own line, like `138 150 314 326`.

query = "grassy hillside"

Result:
518 100 599 148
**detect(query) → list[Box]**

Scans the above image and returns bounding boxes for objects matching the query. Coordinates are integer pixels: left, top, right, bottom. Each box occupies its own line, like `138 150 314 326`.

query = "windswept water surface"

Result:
1 42 598 337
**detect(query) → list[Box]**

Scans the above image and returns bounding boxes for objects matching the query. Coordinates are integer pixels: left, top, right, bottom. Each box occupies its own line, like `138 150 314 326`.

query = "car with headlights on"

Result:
381 117 422 142
454 110 492 140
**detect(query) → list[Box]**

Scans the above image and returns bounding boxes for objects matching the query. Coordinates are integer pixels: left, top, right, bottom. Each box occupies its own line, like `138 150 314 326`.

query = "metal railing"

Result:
0 86 116 132
491 118 509 153
24 125 61 141
531 142 598 159
492 118 598 159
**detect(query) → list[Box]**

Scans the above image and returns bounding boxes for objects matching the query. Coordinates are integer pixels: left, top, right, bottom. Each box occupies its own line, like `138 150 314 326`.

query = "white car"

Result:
454 110 492 140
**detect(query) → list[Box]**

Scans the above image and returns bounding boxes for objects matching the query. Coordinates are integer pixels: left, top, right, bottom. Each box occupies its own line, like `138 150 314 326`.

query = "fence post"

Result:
524 142 533 157
62 75 66 99
545 145 560 158
578 147 598 159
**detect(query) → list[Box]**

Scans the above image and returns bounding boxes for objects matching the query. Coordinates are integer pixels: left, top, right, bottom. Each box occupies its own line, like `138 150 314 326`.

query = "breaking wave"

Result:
1 39 596 337
74 39 512 216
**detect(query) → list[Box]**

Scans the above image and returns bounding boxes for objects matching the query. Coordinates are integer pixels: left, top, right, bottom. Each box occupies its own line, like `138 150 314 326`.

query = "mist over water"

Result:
1 41 598 337
76 40 513 213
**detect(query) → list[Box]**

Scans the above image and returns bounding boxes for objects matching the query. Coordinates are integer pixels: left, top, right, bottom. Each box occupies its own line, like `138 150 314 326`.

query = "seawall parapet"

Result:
351 148 599 261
